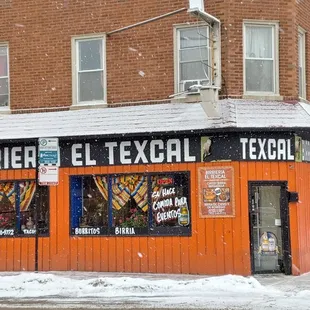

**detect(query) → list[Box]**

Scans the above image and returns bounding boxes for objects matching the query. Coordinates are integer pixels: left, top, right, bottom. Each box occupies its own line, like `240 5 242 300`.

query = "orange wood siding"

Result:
294 163 310 274
0 161 302 275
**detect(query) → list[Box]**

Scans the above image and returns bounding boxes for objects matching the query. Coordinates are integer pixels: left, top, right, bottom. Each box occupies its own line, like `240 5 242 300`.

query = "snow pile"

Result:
0 272 309 309
0 273 266 298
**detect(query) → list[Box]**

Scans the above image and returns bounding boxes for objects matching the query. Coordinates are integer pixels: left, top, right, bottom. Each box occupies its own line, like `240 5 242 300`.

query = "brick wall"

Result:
297 0 310 99
213 0 301 100
0 0 308 111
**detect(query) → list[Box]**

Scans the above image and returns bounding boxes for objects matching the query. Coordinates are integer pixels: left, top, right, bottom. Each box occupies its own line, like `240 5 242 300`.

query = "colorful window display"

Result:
111 175 148 235
70 172 191 236
70 176 109 235
0 181 49 236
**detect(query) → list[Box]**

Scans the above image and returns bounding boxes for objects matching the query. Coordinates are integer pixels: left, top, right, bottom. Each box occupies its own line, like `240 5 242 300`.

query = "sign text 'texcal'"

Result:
240 138 294 160
70 138 196 166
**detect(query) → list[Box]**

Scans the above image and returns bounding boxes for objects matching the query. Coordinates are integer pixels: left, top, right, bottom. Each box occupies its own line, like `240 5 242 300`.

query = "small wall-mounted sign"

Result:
198 166 235 218
38 138 59 165
38 165 59 186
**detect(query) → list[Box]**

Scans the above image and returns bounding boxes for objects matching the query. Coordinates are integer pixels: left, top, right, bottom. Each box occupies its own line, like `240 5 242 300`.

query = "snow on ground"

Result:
0 272 309 309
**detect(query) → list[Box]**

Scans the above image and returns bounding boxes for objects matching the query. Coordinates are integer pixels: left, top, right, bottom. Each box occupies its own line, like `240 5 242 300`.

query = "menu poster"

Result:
198 166 235 218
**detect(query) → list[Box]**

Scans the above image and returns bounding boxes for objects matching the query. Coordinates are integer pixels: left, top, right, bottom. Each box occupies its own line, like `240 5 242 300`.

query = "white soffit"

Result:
187 8 220 25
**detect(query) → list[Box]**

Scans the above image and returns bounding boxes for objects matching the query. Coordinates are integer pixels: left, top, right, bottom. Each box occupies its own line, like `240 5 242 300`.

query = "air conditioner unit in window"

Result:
183 80 210 94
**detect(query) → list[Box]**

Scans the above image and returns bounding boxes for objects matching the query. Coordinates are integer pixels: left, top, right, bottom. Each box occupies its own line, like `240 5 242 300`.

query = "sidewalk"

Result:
255 272 310 292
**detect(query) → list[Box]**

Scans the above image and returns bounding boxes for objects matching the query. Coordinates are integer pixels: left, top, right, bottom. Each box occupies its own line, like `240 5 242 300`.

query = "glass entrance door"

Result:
249 183 291 274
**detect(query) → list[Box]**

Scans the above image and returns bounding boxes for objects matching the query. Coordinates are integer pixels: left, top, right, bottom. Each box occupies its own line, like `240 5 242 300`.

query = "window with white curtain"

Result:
73 37 105 104
176 25 211 92
244 23 278 94
298 29 306 99
0 45 9 107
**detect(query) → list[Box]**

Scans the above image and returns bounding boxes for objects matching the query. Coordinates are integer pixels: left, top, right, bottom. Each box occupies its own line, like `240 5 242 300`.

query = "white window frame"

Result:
71 35 106 106
298 27 306 99
243 21 279 97
174 23 215 94
0 43 9 109
189 0 204 10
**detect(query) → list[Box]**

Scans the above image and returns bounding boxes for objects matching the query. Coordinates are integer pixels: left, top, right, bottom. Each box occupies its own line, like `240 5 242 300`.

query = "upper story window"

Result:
0 45 9 107
175 25 212 92
298 28 306 99
72 36 106 105
243 22 279 95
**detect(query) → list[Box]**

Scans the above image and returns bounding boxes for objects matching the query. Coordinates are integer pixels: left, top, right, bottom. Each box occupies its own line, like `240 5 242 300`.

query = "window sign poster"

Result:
258 231 279 256
150 173 191 236
198 166 235 218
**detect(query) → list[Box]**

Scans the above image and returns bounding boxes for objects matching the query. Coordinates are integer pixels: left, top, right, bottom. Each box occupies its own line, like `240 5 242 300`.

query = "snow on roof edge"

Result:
0 100 309 142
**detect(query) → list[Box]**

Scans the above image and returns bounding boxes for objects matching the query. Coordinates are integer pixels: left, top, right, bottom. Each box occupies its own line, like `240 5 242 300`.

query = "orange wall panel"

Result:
295 163 310 274
287 163 299 275
0 161 303 276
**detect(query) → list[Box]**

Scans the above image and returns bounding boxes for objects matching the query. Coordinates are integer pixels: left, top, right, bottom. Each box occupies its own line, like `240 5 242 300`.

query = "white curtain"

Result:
245 26 274 92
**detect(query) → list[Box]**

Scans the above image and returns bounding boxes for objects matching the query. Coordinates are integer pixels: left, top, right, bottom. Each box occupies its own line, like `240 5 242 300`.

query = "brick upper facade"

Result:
0 0 308 112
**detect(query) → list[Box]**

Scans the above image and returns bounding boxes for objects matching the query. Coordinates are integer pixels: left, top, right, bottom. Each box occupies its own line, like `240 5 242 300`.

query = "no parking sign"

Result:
38 165 59 186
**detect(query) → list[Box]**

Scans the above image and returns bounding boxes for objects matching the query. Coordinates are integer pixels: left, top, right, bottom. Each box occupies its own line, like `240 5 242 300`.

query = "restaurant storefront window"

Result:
0 180 49 237
70 175 109 235
70 172 191 236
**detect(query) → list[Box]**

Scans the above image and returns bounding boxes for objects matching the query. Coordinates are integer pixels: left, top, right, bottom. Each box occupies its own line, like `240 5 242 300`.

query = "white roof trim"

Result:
187 8 220 25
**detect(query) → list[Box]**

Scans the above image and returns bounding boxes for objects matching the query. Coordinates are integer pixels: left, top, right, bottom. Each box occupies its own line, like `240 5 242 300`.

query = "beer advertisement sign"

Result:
198 166 235 218
258 231 279 256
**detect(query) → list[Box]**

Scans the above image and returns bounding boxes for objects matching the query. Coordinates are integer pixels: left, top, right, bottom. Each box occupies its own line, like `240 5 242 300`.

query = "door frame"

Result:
248 181 292 275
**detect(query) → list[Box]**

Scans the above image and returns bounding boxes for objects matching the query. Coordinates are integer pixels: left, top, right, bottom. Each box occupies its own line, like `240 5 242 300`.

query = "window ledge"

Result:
243 94 283 101
70 103 108 111
299 97 309 103
0 108 11 115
